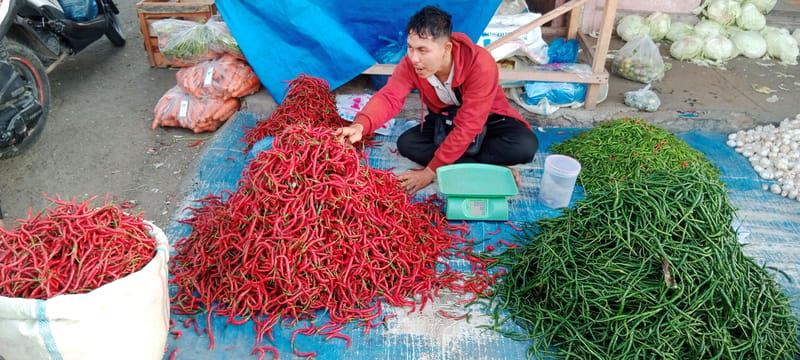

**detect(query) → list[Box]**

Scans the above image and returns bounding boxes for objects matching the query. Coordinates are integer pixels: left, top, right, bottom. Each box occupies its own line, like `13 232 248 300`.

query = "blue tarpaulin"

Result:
162 112 800 359
216 0 502 103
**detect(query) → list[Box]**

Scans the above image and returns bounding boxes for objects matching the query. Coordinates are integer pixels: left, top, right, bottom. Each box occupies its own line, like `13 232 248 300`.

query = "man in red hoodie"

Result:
338 6 538 193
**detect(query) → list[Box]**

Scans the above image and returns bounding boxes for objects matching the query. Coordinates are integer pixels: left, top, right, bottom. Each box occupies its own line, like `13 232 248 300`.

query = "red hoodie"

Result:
353 32 529 171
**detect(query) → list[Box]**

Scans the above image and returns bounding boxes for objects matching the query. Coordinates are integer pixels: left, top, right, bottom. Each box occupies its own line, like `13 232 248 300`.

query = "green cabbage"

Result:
737 3 766 31
703 35 738 61
646 12 671 41
730 30 767 58
617 15 650 42
670 35 705 60
695 20 725 38
763 27 799 65
705 0 742 25
666 22 696 42
744 0 777 14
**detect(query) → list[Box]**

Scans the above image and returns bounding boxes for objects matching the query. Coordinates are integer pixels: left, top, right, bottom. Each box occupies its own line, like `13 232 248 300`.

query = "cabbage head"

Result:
730 30 767 58
617 14 650 42
703 35 738 61
646 12 671 41
744 0 777 14
695 20 725 39
763 27 799 65
705 0 741 25
737 3 766 31
670 36 705 60
666 22 695 42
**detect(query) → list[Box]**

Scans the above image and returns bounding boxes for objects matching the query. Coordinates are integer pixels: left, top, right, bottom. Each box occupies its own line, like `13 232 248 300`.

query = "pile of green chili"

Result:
481 166 800 359
550 117 719 193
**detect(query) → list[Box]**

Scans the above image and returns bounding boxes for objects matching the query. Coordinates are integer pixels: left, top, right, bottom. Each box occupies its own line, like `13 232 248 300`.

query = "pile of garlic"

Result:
726 114 800 200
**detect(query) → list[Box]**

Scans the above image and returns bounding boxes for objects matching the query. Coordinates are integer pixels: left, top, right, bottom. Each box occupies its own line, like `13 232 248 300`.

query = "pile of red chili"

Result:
170 122 493 353
0 195 156 299
242 74 348 148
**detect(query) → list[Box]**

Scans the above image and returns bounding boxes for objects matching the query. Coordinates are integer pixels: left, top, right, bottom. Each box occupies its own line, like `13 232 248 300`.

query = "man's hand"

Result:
336 123 364 144
397 167 436 194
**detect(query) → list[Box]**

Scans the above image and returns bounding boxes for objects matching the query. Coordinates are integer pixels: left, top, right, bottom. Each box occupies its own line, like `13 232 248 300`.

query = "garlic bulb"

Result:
728 116 800 200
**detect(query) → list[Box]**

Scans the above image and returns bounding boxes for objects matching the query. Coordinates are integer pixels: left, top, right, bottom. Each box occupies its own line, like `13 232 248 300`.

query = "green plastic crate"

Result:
436 164 518 221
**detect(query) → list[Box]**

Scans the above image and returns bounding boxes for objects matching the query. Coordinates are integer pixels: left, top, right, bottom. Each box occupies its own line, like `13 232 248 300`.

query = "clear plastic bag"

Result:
612 35 665 84
176 54 261 98
151 16 243 66
624 84 661 112
151 86 240 133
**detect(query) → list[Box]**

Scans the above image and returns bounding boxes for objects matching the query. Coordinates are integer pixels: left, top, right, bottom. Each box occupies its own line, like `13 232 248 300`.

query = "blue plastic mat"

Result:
163 112 800 359
215 0 501 103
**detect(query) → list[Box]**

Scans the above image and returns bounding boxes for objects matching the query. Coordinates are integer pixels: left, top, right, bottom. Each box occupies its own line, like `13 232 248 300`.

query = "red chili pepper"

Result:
438 309 469 320
506 220 523 232
0 194 155 299
171 330 183 339
188 140 203 147
169 76 495 357
487 226 502 235
497 239 521 248
167 348 178 360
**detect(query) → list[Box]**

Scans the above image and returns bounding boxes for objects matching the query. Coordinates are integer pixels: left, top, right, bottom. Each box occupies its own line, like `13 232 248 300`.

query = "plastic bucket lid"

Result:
544 154 581 176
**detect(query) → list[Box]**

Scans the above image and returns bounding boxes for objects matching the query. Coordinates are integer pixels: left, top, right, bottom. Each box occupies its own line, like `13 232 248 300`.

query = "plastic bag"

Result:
624 84 661 112
57 0 98 21
522 63 591 106
373 32 406 64
547 38 579 63
478 12 549 64
176 54 261 98
151 86 240 133
152 16 243 66
612 35 665 84
0 222 169 360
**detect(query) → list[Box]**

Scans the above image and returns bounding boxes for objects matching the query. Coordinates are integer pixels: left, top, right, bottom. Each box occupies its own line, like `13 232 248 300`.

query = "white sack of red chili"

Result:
0 195 169 360
170 124 493 358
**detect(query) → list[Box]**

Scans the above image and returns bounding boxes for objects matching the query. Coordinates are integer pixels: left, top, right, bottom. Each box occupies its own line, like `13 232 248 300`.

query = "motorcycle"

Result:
0 0 124 158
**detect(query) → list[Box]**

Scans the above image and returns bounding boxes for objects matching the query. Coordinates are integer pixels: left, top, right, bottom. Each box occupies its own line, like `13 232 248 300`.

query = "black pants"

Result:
396 115 538 167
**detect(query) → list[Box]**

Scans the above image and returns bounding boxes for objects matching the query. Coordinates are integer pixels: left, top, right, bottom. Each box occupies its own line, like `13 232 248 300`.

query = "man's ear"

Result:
443 40 453 53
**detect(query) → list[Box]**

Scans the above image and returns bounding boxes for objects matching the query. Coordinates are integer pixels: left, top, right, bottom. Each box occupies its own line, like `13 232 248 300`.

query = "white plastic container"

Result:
539 154 581 209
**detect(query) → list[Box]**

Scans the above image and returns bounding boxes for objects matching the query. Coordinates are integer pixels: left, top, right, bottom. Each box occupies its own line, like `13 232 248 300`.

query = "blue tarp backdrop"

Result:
216 0 502 103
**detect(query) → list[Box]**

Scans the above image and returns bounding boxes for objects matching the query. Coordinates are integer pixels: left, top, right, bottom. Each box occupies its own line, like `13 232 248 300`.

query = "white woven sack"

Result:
0 221 170 360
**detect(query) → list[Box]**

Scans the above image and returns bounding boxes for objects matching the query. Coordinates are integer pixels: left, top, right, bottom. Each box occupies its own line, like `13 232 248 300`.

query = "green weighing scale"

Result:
436 163 519 221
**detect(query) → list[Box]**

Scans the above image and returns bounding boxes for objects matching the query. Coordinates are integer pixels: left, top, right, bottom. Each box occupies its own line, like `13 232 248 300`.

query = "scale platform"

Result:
436 164 519 221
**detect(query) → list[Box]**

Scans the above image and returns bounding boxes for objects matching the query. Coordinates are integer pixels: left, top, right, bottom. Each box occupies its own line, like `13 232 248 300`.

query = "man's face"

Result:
407 31 451 79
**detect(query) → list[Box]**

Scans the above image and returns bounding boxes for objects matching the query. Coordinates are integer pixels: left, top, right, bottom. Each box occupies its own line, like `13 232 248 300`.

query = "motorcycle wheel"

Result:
0 40 50 159
105 11 126 47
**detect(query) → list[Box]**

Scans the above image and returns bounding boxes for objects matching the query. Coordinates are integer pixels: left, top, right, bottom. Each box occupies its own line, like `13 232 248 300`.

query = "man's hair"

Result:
406 6 452 41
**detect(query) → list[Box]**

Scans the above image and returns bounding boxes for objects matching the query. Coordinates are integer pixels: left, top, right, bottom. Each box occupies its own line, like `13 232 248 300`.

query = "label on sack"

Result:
178 99 189 119
203 68 214 87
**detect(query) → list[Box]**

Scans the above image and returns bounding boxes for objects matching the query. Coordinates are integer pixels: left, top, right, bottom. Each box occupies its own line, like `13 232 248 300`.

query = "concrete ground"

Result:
0 0 798 232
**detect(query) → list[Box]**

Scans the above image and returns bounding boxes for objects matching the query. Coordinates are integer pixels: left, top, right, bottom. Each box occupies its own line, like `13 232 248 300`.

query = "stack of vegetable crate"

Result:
136 0 217 68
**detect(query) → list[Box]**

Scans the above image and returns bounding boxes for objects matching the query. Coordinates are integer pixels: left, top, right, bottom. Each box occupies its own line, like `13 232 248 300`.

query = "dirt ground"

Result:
0 0 202 228
1 0 798 230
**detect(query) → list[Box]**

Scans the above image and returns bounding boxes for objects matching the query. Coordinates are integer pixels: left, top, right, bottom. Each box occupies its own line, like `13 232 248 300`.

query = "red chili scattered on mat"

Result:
487 226 502 235
167 348 178 360
506 220 523 231
170 125 493 354
0 195 155 299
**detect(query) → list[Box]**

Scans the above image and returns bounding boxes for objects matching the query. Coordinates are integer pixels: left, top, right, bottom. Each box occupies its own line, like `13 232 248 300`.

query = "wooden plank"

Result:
584 0 618 109
500 68 608 83
484 0 587 52
136 0 215 14
576 31 594 60
362 63 608 83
